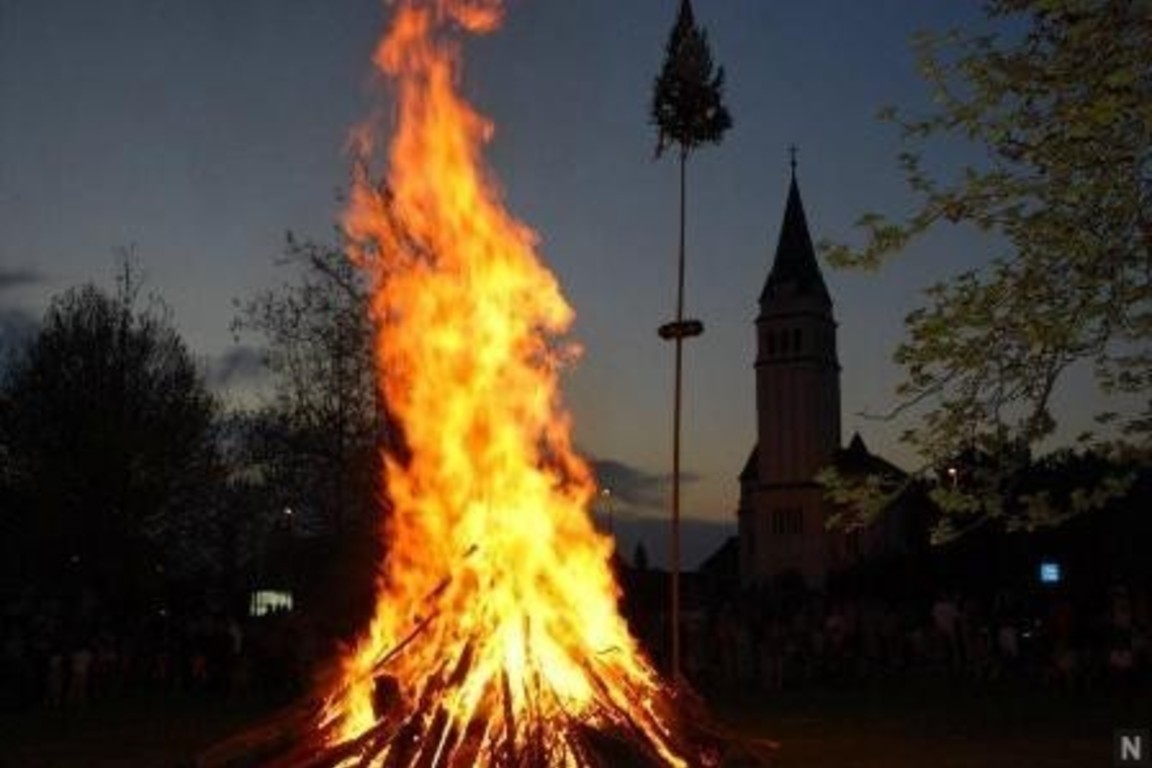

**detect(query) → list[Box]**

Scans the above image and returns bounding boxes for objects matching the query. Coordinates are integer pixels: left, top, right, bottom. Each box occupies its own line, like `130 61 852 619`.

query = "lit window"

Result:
249 590 294 617
1039 562 1061 584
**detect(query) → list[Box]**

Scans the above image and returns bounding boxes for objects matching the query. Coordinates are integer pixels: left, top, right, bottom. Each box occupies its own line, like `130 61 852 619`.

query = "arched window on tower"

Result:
770 508 804 535
793 328 802 353
767 332 776 357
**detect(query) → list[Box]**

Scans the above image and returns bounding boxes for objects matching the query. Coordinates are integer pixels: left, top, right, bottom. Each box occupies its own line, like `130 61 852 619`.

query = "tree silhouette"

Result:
232 235 388 635
1 264 221 613
822 0 1150 537
632 541 650 572
650 0 731 682
651 0 732 161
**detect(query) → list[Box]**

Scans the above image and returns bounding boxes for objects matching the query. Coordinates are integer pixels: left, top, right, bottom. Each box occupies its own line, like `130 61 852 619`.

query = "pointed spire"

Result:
760 161 831 306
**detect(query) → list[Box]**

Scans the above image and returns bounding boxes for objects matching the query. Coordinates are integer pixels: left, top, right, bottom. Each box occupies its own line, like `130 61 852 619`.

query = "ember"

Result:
240 1 772 766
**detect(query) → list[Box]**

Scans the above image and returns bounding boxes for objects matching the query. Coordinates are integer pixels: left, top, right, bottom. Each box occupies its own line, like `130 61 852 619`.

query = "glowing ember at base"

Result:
210 2 773 766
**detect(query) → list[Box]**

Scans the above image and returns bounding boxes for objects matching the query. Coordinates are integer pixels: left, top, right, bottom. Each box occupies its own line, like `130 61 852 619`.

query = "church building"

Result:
737 166 907 587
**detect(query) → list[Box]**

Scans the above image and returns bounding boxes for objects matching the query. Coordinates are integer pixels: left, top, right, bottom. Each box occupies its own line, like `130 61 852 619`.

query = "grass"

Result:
0 680 1145 767
715 679 1147 768
0 693 273 768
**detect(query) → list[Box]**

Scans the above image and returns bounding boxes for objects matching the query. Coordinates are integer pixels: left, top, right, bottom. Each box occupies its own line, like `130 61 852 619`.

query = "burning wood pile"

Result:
203 2 773 765
250 584 769 766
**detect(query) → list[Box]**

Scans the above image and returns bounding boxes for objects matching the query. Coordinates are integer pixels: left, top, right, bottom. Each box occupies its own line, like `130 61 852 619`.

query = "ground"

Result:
0 681 1143 767
717 680 1139 768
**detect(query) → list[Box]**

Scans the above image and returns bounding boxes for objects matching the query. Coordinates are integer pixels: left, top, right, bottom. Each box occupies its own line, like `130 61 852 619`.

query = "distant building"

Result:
737 168 912 587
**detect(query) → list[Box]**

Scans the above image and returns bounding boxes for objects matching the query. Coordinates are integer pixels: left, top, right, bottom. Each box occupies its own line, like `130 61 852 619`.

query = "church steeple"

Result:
740 160 842 588
759 170 830 307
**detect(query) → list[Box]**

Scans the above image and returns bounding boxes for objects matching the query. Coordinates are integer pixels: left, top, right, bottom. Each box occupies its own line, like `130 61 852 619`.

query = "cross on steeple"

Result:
788 144 799 177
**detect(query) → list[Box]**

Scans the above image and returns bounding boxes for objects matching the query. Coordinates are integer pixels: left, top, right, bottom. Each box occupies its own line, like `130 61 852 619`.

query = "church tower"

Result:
738 164 842 586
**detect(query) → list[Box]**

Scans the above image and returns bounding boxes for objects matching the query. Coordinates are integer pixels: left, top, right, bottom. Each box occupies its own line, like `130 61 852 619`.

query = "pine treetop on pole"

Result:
648 0 732 686
651 0 732 159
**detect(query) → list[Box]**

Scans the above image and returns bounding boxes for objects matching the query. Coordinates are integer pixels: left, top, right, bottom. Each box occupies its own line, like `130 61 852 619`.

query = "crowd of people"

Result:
2 582 1147 713
0 597 315 712
671 583 1149 696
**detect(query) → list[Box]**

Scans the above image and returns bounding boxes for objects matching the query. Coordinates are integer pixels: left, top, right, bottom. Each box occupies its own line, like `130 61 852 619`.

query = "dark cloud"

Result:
589 458 701 512
0 268 46 293
207 345 268 388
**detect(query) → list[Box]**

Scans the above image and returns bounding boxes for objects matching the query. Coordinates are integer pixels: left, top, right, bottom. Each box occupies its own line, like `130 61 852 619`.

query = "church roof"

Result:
834 432 906 480
760 173 831 306
739 444 759 481
697 535 739 579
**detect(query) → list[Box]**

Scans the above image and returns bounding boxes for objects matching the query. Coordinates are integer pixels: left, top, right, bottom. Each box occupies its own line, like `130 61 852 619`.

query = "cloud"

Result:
207 345 268 388
589 458 701 512
0 268 46 293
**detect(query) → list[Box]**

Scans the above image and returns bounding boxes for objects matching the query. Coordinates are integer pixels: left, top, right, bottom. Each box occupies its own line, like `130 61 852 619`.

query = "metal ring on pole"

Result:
657 319 705 340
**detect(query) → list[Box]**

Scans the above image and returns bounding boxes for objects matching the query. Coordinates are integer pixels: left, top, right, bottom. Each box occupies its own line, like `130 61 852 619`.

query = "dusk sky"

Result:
0 1 1111 566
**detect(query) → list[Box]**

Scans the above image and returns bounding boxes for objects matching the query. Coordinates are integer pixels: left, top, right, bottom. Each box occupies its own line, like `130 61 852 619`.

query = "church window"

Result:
767 332 776 357
770 507 803 535
793 328 802 352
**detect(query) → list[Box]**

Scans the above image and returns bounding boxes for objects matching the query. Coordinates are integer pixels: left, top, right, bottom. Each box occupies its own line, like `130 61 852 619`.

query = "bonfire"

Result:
204 2 772 766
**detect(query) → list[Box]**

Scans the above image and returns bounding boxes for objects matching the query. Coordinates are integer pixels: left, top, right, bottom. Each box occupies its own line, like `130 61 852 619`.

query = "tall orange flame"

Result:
316 1 697 765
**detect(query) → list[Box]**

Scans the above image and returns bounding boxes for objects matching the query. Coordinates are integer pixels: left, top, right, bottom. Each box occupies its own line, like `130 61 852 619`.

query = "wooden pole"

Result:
669 148 687 683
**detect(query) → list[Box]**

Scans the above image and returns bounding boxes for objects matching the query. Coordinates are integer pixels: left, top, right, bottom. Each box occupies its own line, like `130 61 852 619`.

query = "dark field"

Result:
717 680 1145 768
1 680 1144 767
